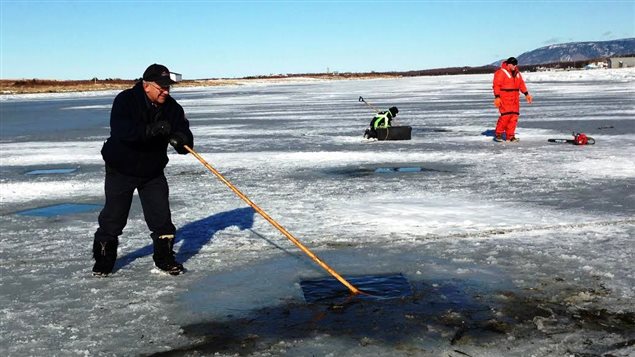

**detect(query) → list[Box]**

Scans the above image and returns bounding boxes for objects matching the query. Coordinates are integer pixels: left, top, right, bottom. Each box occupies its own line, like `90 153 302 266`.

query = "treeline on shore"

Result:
1 56 624 94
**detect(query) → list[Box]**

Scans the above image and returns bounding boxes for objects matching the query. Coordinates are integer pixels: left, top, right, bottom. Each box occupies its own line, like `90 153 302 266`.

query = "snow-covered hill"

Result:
493 38 635 66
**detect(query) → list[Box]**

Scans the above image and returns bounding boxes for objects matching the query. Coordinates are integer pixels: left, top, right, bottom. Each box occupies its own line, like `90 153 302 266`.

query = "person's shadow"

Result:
114 207 256 271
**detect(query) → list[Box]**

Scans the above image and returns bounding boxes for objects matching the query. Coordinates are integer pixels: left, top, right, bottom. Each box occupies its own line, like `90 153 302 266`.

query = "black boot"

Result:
152 235 184 275
92 240 118 276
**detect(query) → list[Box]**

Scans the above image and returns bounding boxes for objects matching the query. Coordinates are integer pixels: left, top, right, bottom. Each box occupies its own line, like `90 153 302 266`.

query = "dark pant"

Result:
94 166 176 245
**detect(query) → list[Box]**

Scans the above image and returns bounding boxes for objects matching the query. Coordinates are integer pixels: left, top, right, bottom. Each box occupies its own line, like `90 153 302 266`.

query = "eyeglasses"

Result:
148 82 170 93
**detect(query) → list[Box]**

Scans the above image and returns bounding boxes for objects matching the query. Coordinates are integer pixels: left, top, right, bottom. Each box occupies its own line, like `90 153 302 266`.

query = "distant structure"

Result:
607 57 635 68
584 61 608 70
170 72 182 82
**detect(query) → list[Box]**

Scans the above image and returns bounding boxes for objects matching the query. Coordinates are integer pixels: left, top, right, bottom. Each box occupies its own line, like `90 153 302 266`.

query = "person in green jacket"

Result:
363 106 398 139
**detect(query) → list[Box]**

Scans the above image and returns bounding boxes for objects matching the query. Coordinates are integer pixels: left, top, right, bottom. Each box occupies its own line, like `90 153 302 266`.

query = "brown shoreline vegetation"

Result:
1 58 598 95
0 78 245 95
0 73 401 95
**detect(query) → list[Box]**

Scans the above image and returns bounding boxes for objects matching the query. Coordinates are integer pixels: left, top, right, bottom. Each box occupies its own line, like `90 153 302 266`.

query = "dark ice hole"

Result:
325 165 449 177
300 273 412 304
374 166 427 173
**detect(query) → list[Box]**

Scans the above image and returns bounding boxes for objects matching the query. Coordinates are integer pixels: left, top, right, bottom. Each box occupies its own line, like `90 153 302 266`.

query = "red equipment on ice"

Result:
548 132 596 145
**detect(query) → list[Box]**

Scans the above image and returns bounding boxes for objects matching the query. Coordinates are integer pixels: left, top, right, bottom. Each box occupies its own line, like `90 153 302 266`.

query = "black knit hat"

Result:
506 57 518 65
143 64 177 86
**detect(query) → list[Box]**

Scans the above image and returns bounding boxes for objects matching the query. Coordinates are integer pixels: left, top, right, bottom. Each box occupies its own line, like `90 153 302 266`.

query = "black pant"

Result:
94 166 176 244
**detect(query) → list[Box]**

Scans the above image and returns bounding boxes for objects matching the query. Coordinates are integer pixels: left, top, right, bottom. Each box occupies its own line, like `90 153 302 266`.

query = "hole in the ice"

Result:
300 273 412 304
24 168 78 175
324 165 450 177
174 278 524 356
15 203 101 217
374 167 428 173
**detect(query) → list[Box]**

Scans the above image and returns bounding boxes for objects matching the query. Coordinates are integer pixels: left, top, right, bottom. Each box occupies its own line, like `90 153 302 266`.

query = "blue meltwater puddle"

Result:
374 167 423 173
300 273 412 304
16 203 101 217
25 168 78 175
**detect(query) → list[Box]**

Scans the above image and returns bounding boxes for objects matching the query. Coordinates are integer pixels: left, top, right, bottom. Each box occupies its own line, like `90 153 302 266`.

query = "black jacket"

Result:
101 82 194 177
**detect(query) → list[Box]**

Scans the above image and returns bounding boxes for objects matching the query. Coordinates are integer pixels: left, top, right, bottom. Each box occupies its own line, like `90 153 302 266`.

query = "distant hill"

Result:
493 38 635 66
260 38 635 80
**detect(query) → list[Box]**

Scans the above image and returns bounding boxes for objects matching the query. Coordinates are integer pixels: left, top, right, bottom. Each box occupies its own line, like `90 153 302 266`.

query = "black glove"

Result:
169 132 189 153
146 121 171 137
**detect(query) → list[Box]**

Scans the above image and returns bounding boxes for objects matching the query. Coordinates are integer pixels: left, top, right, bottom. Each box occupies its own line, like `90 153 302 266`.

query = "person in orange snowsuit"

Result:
492 57 533 142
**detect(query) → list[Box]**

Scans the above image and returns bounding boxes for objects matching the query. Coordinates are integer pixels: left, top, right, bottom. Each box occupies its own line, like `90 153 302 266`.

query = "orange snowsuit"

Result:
492 61 529 138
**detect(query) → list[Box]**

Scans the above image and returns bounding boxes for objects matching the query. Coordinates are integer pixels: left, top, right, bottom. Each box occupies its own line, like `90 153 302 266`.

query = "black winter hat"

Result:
506 57 518 65
143 64 177 86
389 106 399 116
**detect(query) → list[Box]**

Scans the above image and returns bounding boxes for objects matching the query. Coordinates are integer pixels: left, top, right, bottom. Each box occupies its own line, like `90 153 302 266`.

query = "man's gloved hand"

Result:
525 94 533 104
169 132 189 154
146 121 171 137
494 97 502 108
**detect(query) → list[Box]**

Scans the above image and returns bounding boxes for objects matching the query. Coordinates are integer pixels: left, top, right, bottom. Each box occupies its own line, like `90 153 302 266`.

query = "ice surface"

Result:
1 69 634 356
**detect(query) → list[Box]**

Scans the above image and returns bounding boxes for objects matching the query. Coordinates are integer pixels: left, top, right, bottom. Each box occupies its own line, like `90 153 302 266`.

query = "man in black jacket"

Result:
92 64 194 276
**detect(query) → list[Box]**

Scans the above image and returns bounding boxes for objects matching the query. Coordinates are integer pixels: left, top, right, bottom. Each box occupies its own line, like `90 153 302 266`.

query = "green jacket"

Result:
371 111 393 129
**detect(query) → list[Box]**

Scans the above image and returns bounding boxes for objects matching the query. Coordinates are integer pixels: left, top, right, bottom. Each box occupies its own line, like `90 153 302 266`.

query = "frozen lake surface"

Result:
1 69 634 356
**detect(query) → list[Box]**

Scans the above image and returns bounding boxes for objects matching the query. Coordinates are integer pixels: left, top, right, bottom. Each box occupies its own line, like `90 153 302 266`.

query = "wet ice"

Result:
1 69 634 356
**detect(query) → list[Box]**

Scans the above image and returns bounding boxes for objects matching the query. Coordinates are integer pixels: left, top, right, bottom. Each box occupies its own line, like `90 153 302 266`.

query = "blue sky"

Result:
1 1 633 80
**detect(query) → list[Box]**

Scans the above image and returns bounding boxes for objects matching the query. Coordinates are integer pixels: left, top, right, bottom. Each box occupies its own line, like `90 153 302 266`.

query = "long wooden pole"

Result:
183 145 361 295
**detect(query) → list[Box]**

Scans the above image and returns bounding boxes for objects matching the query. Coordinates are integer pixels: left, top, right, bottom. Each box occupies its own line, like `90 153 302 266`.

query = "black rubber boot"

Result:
152 235 184 275
92 240 118 276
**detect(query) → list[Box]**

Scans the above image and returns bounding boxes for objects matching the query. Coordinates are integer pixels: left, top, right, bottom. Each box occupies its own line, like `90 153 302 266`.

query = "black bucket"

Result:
376 126 412 141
